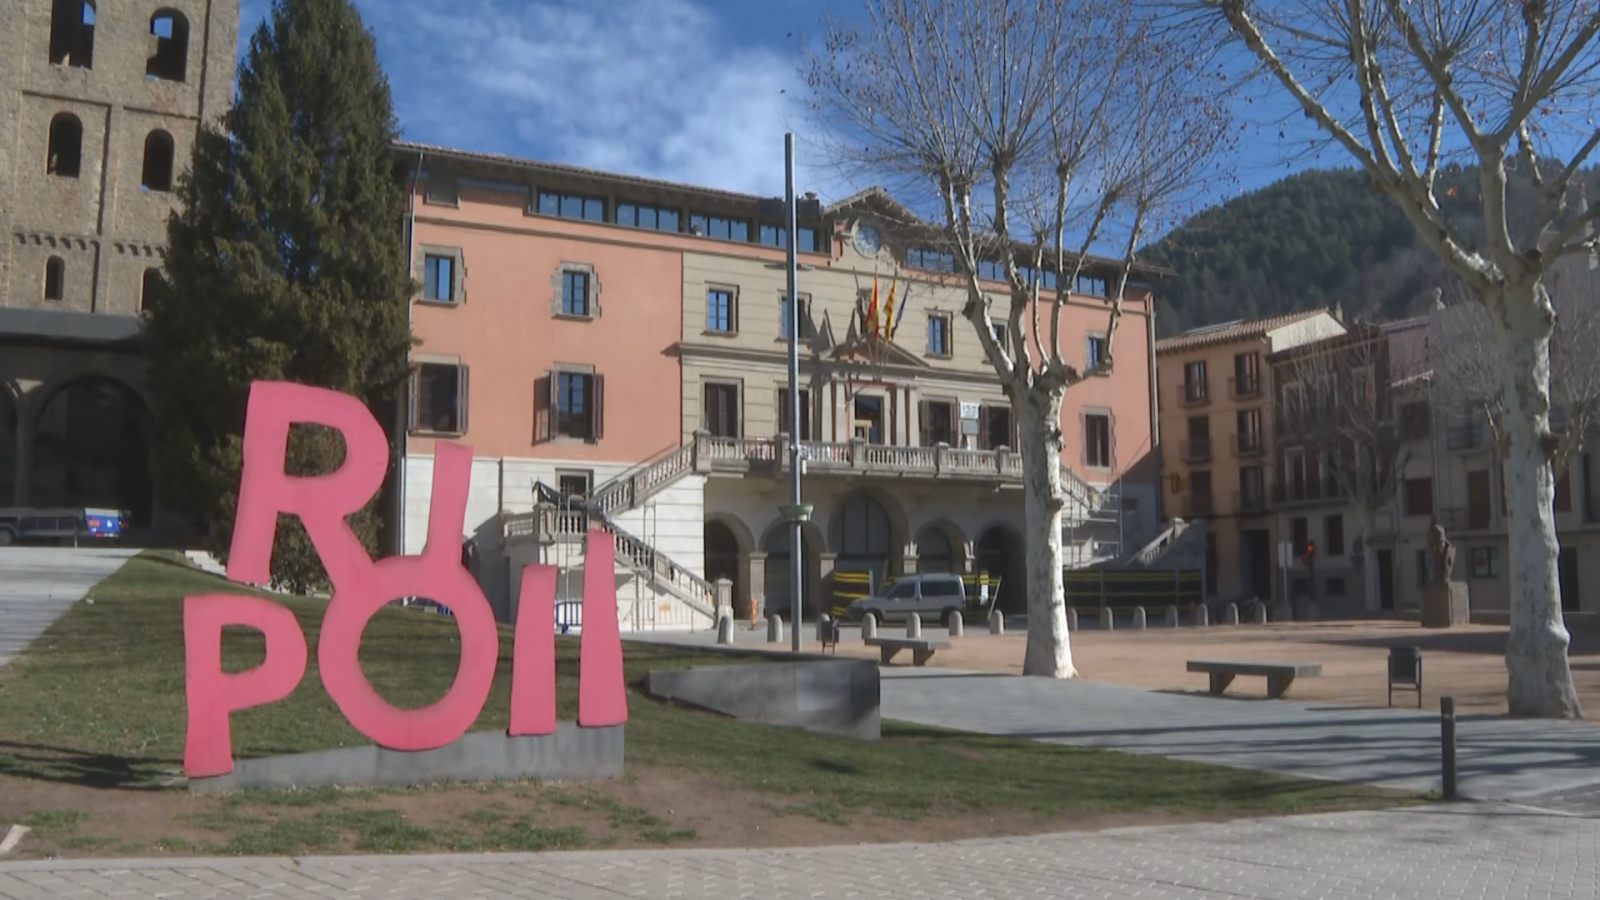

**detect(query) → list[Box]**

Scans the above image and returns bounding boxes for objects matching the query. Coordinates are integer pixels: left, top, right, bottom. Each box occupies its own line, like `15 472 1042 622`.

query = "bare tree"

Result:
1167 0 1600 717
1431 254 1600 479
1274 323 1411 612
804 0 1230 678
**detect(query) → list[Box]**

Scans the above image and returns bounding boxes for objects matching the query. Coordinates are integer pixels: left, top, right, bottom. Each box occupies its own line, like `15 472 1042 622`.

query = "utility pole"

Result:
778 133 811 654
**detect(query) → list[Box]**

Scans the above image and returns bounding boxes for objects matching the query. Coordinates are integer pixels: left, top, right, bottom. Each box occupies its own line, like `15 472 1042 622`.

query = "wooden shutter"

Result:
534 372 553 442
978 406 992 449
456 365 470 434
918 400 930 446
593 373 605 441
1107 411 1116 470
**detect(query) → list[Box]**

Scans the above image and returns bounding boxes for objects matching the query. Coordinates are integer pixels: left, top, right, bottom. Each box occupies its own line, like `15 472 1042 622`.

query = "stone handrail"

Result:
588 441 697 516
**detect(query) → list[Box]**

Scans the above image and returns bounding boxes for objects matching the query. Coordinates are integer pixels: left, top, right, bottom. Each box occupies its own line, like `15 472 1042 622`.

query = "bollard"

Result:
1067 608 1079 632
716 612 734 645
862 615 878 640
1253 602 1267 625
1441 695 1458 801
1133 606 1147 630
767 614 784 644
907 613 923 638
1225 603 1239 626
1101 608 1115 631
948 610 964 638
989 611 1005 635
1165 605 1179 628
1196 604 1210 627
816 614 833 644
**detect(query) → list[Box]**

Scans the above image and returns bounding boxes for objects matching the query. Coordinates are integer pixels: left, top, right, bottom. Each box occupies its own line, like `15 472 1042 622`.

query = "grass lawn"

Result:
0 552 1424 859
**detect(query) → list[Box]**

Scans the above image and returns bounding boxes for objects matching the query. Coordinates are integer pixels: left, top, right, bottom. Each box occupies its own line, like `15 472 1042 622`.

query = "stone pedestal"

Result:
1422 581 1470 628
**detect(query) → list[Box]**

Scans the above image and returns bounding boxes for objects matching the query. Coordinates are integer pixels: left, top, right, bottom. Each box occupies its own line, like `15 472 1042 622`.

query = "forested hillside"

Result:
1143 165 1600 336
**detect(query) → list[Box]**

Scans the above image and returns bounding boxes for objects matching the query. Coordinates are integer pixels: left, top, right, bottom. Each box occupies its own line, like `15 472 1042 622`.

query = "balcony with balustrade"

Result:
1182 436 1212 463
1234 483 1270 514
1178 380 1211 408
696 432 1026 484
1228 373 1262 401
1271 476 1345 507
1231 431 1264 458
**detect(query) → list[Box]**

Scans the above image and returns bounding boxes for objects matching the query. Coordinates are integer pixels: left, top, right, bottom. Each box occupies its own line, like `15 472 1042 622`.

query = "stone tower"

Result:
0 0 239 526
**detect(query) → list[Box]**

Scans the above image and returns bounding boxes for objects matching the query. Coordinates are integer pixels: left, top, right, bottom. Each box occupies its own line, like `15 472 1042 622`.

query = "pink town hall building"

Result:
394 142 1164 631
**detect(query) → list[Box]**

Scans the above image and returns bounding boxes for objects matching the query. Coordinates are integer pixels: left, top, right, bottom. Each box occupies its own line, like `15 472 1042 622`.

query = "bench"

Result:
1187 659 1322 699
865 636 950 667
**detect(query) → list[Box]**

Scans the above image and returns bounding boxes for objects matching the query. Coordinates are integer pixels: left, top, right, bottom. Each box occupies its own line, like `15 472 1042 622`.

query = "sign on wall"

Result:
182 382 627 780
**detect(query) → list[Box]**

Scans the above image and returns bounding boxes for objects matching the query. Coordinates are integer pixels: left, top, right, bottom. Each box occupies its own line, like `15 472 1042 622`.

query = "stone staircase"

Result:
504 483 717 622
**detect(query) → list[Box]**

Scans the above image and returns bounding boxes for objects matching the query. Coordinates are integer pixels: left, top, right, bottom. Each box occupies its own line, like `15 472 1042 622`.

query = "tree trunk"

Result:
1495 283 1583 719
1357 507 1382 614
1018 388 1077 678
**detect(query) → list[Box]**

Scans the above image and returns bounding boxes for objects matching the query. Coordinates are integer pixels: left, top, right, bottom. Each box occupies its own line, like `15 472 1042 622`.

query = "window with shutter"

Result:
410 362 467 435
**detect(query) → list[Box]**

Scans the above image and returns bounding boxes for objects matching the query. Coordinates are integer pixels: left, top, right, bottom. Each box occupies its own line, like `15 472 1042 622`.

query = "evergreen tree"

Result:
145 0 413 593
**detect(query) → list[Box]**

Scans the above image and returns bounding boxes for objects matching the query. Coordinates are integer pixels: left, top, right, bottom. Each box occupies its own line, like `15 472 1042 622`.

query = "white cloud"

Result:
364 0 838 197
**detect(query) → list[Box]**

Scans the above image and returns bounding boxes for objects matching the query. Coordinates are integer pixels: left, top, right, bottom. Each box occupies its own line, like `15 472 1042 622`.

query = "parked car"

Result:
846 573 968 627
0 507 126 546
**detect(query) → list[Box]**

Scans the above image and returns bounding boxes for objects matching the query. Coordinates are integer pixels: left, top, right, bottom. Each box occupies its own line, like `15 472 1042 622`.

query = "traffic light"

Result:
1303 541 1316 564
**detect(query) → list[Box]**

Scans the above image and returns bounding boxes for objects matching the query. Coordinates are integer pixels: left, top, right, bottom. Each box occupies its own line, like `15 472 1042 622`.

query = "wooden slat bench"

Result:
1187 659 1323 699
865 637 950 667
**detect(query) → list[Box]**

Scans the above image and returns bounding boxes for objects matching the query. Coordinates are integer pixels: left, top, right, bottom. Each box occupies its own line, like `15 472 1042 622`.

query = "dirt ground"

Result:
0 760 1251 861
829 618 1600 715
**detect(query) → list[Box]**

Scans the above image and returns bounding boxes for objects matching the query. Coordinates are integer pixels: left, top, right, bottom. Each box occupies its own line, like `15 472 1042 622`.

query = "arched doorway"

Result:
830 490 899 617
704 519 744 617
0 388 16 506
976 525 1028 615
915 524 955 573
27 377 154 526
763 522 820 622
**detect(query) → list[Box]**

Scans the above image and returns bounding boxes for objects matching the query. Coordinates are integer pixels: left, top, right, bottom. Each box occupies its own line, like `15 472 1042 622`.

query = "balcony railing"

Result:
1231 431 1264 457
696 433 1027 483
1228 374 1261 400
1182 494 1216 518
1234 486 1269 513
1179 382 1210 408
1437 506 1494 532
1446 421 1487 451
1271 477 1344 505
1182 437 1212 462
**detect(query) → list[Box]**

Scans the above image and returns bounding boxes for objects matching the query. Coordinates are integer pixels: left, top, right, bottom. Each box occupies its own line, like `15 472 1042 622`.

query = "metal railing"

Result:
1271 478 1344 505
1179 382 1210 408
1231 432 1264 457
1228 374 1261 400
1182 437 1212 462
1234 486 1269 513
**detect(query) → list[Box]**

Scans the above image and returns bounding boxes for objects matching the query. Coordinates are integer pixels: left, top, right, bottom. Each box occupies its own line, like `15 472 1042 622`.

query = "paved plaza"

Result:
0 549 134 667
1 803 1595 899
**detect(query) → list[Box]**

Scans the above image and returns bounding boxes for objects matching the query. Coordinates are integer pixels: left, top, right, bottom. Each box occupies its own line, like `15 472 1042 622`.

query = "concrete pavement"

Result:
0 548 135 666
1 803 1594 899
628 629 1600 805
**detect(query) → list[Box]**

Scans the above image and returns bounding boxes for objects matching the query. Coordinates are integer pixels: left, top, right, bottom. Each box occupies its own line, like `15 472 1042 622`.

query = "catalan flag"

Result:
881 280 898 340
865 277 881 337
889 283 910 341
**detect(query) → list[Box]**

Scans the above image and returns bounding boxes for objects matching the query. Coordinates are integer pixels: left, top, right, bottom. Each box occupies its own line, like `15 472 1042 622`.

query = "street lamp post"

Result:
783 133 805 653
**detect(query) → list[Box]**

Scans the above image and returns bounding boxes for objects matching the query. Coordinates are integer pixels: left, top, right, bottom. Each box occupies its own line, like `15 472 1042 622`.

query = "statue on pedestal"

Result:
1423 517 1469 628
1428 518 1456 584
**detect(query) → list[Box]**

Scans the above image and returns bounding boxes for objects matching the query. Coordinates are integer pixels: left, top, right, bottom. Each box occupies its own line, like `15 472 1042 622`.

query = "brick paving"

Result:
2 804 1595 899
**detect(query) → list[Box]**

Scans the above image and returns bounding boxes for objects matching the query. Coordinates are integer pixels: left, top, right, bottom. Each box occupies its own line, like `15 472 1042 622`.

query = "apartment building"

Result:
1377 291 1600 616
0 0 238 538
1155 310 1346 607
397 143 1162 630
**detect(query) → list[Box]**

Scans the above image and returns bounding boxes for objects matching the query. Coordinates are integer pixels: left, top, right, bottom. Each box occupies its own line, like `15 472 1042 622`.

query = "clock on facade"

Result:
854 223 882 257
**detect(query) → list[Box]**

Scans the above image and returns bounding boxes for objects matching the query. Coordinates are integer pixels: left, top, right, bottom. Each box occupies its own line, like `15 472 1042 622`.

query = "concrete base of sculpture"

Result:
644 659 880 740
188 724 624 793
1422 581 1471 628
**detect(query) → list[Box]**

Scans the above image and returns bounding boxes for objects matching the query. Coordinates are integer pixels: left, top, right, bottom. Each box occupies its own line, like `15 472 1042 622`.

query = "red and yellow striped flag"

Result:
881 280 898 340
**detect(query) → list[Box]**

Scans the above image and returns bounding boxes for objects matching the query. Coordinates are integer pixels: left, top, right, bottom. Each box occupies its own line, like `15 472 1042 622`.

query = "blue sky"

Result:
236 0 853 199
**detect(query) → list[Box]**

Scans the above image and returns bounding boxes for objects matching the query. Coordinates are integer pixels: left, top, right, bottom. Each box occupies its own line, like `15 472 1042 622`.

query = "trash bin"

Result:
1388 646 1422 708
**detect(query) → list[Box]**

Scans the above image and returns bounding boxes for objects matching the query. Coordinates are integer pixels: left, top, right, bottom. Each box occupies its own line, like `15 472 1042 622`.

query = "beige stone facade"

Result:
0 0 238 530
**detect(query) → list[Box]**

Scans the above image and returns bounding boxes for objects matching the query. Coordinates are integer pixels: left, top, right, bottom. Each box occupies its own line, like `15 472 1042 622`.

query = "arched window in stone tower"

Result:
45 257 66 302
147 10 191 82
142 130 175 191
47 113 83 178
49 0 95 69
